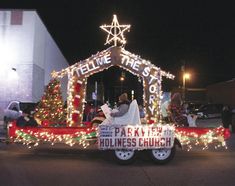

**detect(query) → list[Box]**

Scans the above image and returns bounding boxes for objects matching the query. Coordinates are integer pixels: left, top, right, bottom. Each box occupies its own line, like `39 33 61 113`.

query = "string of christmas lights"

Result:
34 79 66 125
13 128 97 149
100 14 131 46
175 126 228 151
51 46 175 125
50 15 175 125
12 126 228 150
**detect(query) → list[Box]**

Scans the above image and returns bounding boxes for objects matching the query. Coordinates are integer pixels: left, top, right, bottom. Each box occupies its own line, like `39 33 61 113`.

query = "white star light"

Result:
100 15 131 46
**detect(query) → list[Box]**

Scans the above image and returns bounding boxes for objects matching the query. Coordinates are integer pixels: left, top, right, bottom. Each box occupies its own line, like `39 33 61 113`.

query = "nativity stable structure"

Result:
52 15 174 126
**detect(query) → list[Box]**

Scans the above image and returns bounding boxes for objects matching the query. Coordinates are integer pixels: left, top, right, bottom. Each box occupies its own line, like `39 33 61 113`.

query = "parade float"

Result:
8 15 230 165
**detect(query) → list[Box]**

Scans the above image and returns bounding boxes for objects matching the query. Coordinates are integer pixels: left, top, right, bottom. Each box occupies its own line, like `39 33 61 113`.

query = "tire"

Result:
3 117 9 130
150 145 176 165
113 149 136 165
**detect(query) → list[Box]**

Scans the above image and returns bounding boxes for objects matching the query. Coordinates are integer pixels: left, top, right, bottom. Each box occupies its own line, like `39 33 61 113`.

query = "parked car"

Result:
3 101 38 128
186 102 203 114
193 104 223 119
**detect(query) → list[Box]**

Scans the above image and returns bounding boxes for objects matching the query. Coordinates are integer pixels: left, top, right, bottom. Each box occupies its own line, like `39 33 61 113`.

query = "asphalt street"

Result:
0 136 235 186
0 118 235 186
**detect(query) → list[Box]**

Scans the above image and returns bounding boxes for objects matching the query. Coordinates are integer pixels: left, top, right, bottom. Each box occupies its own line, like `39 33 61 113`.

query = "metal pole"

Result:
181 63 185 102
95 81 97 113
121 81 123 93
183 75 185 101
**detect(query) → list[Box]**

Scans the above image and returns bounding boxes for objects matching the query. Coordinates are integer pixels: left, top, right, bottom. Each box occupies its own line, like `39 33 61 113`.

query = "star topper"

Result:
100 15 131 46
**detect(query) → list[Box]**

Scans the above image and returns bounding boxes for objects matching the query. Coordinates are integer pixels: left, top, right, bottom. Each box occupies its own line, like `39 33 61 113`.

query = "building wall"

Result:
171 87 206 103
0 11 35 65
0 10 69 114
43 27 68 101
207 79 235 106
0 10 35 109
33 12 68 101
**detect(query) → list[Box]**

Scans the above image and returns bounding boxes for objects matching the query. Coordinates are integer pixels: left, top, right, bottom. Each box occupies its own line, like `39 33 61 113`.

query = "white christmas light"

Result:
100 15 131 46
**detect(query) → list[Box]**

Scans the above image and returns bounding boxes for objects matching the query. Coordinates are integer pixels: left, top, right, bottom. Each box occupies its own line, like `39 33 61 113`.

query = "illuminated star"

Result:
100 15 131 46
51 70 57 78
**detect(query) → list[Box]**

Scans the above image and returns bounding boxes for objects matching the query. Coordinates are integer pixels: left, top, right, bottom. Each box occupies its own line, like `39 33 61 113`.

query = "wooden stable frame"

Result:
53 46 174 126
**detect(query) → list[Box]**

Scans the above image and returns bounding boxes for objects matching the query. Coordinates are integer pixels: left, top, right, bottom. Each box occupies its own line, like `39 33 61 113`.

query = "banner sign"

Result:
98 124 175 150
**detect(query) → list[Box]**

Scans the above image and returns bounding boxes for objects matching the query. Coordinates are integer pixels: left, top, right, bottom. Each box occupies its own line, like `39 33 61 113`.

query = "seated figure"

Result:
110 93 130 118
113 99 141 125
101 99 141 126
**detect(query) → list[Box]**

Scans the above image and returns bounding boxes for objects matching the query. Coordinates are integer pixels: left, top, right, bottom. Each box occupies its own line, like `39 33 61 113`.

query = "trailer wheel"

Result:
150 145 176 165
114 149 136 165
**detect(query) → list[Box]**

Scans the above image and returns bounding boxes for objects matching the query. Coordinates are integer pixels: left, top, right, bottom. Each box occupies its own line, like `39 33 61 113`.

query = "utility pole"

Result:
95 81 97 113
181 64 185 101
181 62 190 102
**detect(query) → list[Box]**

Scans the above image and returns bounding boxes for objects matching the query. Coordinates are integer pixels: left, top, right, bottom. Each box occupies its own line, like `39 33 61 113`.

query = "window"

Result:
10 10 23 25
9 103 19 111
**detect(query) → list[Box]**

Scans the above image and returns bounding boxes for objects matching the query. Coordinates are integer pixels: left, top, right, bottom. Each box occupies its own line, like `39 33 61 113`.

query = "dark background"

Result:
1 0 235 101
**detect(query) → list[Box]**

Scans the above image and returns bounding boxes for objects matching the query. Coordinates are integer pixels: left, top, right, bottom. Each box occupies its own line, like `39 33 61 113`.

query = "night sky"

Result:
1 1 235 91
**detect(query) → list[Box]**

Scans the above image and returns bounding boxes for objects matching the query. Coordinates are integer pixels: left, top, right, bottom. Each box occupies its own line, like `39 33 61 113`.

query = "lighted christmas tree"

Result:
34 78 66 124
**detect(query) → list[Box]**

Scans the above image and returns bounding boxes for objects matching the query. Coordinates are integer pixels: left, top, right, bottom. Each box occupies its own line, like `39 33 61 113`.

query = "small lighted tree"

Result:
35 78 66 124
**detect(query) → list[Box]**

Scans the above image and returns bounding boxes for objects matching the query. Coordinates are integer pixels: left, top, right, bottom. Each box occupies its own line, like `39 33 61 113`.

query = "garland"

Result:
175 127 227 151
13 126 228 150
14 129 97 148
